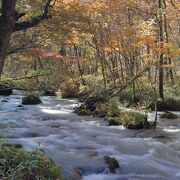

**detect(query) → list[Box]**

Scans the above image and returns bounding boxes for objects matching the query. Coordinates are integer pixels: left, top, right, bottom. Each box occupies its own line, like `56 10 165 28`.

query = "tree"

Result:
0 0 52 77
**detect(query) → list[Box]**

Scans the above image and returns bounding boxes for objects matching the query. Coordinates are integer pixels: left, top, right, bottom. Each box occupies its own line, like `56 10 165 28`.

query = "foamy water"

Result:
0 91 179 180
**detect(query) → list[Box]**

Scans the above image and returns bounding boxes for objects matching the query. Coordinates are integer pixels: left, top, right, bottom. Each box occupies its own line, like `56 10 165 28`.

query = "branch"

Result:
107 60 159 98
15 12 26 21
13 0 53 32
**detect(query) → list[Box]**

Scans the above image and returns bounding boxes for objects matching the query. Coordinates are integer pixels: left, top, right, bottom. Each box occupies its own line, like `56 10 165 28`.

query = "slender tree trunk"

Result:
163 0 174 84
74 45 85 86
0 0 17 78
158 0 164 100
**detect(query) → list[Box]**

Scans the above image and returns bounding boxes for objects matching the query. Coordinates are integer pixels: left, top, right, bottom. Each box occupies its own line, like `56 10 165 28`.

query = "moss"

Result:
106 117 122 126
0 146 64 180
94 103 109 118
74 93 106 116
118 111 150 129
74 106 92 116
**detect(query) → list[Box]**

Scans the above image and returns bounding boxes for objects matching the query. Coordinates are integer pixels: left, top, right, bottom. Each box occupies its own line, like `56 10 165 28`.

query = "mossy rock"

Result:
0 147 64 179
93 109 108 118
22 95 42 105
160 111 178 119
119 111 150 130
106 117 122 126
104 156 120 173
82 94 106 112
74 106 92 116
43 90 57 96
0 85 13 96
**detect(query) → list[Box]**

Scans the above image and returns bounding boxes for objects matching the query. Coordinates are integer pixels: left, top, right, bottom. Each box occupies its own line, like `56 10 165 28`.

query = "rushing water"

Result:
0 91 180 180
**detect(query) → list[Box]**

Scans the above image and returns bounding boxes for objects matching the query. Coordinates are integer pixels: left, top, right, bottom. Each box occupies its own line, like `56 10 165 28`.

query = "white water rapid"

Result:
0 91 179 180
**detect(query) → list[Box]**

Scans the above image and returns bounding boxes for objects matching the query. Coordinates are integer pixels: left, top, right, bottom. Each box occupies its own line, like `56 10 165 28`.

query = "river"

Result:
0 91 180 180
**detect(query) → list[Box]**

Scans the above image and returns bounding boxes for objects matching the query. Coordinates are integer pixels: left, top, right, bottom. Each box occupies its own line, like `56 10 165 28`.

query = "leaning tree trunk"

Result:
0 0 17 77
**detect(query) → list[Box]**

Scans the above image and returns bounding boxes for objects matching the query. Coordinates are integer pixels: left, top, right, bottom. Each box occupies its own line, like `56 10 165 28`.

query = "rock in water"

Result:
160 111 178 119
104 156 120 173
43 90 57 96
2 143 22 149
22 95 42 105
1 99 8 102
0 85 13 96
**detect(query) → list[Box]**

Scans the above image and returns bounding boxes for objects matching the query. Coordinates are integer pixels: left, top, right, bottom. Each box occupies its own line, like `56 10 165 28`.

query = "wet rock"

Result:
74 106 92 116
43 90 57 96
104 156 120 173
50 125 60 128
1 99 8 102
118 111 151 130
0 85 13 96
75 168 83 175
22 95 42 105
160 111 178 119
2 143 22 149
93 109 108 118
30 132 39 137
153 135 167 139
107 117 122 126
17 105 24 108
127 120 151 130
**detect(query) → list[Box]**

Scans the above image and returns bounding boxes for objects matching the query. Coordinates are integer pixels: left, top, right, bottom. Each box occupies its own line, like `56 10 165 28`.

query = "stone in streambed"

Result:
74 106 92 116
22 95 42 105
17 105 24 108
106 117 122 126
104 155 120 173
0 85 13 96
160 111 178 119
1 99 8 102
43 90 57 96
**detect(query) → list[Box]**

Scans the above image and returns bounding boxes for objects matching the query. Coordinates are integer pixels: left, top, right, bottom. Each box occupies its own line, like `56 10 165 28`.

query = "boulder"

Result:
0 85 13 96
107 117 122 126
22 95 42 105
43 90 57 96
104 156 120 173
160 111 178 119
17 105 24 108
127 118 151 130
1 99 8 102
74 106 92 116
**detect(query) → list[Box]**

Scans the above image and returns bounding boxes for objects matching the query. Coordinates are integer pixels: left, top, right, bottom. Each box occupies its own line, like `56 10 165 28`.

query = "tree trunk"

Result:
0 0 17 77
158 0 164 100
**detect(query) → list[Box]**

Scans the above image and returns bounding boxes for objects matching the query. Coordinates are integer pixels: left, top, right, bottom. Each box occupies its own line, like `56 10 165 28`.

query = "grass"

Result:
0 146 64 180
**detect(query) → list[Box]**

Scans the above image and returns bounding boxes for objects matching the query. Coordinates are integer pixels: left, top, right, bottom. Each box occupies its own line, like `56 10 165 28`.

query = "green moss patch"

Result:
0 146 64 179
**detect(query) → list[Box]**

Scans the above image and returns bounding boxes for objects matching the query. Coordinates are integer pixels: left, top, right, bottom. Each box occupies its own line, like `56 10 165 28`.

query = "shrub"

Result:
118 111 150 129
60 81 80 98
0 147 64 180
94 103 109 118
